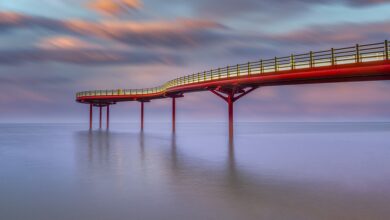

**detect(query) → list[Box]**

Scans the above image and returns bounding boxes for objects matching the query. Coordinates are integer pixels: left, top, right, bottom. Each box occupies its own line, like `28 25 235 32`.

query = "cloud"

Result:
0 12 67 32
64 19 227 48
265 21 390 46
0 12 227 49
88 0 142 15
0 48 183 66
346 0 390 6
36 36 102 49
187 0 390 19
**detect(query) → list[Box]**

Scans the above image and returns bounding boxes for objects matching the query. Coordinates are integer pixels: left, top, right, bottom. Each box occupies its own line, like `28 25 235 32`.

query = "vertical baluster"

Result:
227 66 230 78
331 48 335 66
385 40 389 60
291 54 295 70
204 71 206 81
218 68 221 79
248 62 251 75
309 51 313 68
356 44 360 63
260 60 263 74
274 57 278 72
237 64 239 76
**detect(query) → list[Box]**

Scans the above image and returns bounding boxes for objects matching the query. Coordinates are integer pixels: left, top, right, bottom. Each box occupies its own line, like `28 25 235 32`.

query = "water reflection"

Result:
73 124 390 220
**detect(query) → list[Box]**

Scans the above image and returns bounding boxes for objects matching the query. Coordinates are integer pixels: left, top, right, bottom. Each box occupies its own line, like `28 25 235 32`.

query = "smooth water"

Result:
1 122 390 220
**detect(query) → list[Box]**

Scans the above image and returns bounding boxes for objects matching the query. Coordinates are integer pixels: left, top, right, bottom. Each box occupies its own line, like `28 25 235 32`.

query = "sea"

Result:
1 122 390 220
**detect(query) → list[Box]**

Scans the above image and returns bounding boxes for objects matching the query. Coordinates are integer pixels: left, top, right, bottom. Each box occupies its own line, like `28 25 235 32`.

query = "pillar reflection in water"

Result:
74 127 390 220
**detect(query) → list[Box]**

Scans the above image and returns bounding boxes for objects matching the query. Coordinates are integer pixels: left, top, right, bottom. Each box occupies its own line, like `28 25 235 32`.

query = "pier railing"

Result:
76 40 390 98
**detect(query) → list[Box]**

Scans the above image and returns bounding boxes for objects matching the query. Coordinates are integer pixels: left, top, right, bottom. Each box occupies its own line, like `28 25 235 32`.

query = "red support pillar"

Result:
99 106 102 129
172 97 176 132
89 104 93 130
141 102 144 131
209 87 258 138
106 105 110 130
227 94 234 137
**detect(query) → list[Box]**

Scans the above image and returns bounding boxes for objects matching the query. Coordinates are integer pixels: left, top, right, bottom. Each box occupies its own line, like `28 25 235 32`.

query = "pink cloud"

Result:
88 0 142 15
37 36 101 50
0 12 226 48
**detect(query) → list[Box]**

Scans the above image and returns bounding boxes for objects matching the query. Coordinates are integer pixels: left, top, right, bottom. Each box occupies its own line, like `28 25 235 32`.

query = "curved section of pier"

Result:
76 41 390 133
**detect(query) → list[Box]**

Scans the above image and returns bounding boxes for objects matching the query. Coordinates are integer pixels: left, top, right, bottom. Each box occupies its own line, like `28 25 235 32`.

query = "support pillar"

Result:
89 104 93 130
141 102 144 131
209 86 258 137
99 106 102 129
227 94 234 137
172 97 176 132
106 105 110 130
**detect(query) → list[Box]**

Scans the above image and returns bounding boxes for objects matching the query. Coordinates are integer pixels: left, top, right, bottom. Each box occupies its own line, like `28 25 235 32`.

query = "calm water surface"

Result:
1 122 390 220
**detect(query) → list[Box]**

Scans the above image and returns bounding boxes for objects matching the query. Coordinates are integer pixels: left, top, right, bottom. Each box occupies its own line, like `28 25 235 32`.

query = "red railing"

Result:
77 40 390 98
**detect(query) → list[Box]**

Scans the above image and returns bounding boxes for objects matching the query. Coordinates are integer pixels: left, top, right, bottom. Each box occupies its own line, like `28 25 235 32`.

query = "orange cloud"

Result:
63 18 225 48
37 36 100 50
0 11 226 48
89 0 142 15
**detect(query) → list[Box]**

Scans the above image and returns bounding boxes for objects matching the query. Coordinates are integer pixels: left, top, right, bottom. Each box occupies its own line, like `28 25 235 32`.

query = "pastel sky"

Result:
1 0 390 123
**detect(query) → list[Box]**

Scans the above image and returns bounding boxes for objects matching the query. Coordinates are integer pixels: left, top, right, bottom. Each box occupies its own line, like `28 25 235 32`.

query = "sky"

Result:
0 0 390 123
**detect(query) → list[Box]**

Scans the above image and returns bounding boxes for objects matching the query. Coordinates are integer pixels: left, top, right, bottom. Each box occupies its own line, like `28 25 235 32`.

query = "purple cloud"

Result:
264 21 390 46
0 12 227 49
165 0 390 20
0 48 183 66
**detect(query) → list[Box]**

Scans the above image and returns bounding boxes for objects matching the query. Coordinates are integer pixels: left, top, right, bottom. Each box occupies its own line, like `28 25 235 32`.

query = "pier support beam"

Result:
99 106 102 129
141 102 144 131
167 93 184 133
227 94 234 135
172 97 176 132
210 86 258 137
89 104 93 130
106 104 110 130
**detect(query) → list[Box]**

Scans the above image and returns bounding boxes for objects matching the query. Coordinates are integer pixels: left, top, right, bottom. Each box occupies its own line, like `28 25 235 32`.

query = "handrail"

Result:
76 40 390 98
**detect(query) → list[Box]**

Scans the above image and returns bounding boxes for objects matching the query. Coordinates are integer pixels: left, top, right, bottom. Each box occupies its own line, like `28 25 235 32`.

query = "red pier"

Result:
78 41 390 135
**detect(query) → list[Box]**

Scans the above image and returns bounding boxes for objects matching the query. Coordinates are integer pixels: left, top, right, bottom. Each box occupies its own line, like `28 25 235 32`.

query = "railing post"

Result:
260 60 263 74
385 40 389 60
210 69 213 80
218 68 221 79
274 57 278 72
356 44 360 63
309 51 313 68
331 48 335 66
237 64 239 76
204 71 206 81
248 62 251 75
291 54 295 70
227 66 230 78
